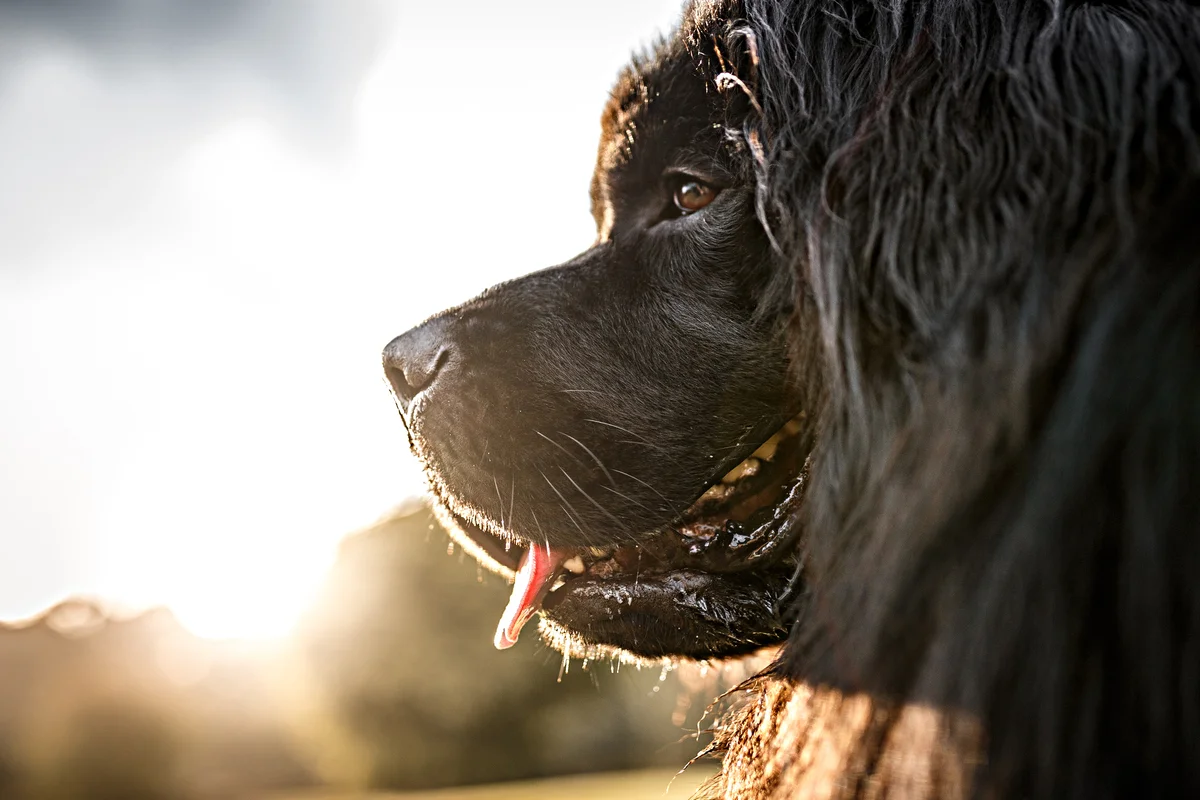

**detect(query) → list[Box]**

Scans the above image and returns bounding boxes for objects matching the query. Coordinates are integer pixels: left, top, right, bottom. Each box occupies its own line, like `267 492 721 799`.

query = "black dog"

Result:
384 1 1200 797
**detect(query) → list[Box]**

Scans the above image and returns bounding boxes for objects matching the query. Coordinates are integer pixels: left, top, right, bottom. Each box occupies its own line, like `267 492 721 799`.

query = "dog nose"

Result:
382 317 453 410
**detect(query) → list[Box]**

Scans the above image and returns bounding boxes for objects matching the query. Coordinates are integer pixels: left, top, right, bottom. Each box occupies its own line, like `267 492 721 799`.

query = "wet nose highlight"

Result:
382 322 452 409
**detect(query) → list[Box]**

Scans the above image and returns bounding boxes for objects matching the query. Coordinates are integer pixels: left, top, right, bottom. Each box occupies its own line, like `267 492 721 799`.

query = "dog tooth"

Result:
722 457 762 484
563 556 585 574
749 415 806 463
699 483 728 502
751 434 781 462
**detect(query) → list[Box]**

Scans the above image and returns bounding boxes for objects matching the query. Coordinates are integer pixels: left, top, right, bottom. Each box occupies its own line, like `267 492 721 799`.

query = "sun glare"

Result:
74 27 605 641
1 1 684 639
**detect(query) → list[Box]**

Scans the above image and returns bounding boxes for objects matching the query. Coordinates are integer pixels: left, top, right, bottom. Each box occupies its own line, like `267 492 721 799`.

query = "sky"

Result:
0 0 686 638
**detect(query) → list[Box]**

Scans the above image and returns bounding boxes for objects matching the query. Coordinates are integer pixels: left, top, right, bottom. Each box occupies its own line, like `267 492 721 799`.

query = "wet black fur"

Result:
696 0 1200 797
385 0 1200 796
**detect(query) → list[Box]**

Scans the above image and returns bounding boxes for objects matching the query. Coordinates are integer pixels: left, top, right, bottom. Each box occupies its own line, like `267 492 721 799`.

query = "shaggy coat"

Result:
384 1 1200 797
699 1 1200 797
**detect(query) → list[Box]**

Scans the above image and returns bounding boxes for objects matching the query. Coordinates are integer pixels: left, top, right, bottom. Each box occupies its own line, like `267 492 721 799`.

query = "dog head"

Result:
382 2 819 660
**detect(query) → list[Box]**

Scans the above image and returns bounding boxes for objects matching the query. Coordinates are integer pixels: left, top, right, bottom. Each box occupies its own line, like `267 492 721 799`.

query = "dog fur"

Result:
385 1 1200 797
694 1 1200 797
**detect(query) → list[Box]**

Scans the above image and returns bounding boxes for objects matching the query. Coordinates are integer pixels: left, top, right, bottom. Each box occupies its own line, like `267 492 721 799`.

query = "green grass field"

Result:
267 768 717 800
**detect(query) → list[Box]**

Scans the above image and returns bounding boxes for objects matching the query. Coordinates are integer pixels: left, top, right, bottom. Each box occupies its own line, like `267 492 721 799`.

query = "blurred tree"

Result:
21 697 185 800
288 505 701 790
0 604 315 799
0 746 16 797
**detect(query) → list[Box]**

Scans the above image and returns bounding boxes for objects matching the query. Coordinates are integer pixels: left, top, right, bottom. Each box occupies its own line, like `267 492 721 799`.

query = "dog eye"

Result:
673 179 718 214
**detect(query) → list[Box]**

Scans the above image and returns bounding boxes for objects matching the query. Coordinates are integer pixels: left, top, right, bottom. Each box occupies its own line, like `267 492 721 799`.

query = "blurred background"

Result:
0 0 768 797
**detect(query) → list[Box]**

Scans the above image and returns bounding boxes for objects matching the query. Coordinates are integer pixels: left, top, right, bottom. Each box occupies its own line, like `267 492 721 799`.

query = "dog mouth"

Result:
429 415 811 660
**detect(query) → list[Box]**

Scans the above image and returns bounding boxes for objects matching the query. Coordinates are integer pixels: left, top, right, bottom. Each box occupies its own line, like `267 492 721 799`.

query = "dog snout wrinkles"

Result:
383 316 454 410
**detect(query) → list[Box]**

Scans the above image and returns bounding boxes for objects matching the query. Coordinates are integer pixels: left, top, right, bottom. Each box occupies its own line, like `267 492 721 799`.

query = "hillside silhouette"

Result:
0 505 718 799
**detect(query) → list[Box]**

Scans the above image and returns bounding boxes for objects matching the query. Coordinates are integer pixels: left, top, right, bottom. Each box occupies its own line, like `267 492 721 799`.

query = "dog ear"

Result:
678 2 762 120
696 19 763 127
688 10 781 253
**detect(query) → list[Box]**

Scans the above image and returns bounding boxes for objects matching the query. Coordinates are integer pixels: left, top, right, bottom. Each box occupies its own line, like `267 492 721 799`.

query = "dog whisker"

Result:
540 470 589 540
613 439 668 452
558 503 588 540
599 483 657 515
558 431 616 486
612 468 678 515
534 429 586 466
558 466 632 534
582 418 653 445
529 508 550 557
492 473 506 530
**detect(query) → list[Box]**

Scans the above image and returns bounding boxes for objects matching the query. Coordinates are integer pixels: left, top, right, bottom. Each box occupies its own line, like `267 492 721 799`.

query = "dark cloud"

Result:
0 0 390 267
0 0 388 127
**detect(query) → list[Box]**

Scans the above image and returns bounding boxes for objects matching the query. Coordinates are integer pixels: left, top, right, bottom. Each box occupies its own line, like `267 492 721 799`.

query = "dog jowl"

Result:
382 17 816 661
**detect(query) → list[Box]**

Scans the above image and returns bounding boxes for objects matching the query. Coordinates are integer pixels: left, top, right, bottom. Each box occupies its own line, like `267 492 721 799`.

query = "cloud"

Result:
0 0 390 268
0 0 388 121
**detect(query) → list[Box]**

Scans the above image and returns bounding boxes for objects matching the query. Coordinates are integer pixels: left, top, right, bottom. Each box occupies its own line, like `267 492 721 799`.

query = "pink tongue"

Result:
494 545 566 650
